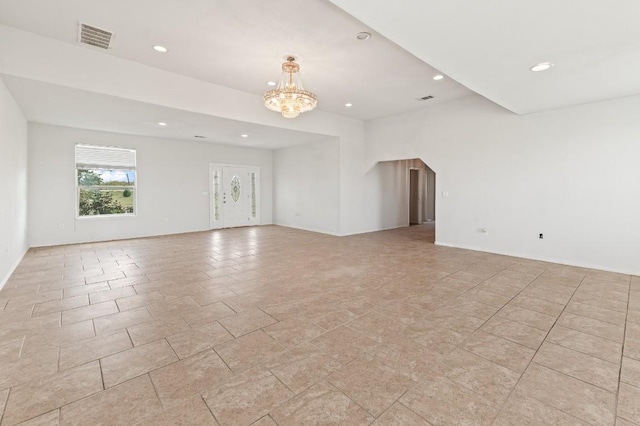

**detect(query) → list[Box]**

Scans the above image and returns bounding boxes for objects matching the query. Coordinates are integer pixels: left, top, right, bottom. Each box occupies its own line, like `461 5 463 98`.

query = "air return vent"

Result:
417 95 434 101
78 23 114 49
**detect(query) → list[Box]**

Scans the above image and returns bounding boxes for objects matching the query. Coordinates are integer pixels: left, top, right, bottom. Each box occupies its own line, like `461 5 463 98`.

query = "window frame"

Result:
75 144 137 219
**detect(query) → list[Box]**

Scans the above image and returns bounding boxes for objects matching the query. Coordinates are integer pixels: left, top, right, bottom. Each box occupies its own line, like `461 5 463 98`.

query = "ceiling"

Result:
1 0 638 147
330 0 640 114
1 75 331 150
0 0 472 121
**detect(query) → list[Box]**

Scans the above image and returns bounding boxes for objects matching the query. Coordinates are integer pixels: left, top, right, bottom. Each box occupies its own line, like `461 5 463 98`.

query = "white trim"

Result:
273 223 342 236
0 247 29 290
337 224 407 237
434 241 639 276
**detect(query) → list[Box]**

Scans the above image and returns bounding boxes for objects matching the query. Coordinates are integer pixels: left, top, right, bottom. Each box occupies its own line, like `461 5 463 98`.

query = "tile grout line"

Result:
146 373 166 410
554 309 626 339
201 394 222 425
613 275 632 423
482 269 584 424
488 271 619 425
379 387 431 424
0 388 11 425
410 272 542 419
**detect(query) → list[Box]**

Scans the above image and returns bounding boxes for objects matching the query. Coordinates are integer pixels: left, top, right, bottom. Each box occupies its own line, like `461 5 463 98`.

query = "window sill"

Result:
76 214 137 220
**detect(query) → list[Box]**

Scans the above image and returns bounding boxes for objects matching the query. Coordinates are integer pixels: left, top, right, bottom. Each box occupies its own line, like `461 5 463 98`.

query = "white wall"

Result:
0 77 29 288
0 25 367 235
273 138 341 234
425 165 435 221
365 94 640 275
5 25 640 275
363 160 413 232
28 123 273 247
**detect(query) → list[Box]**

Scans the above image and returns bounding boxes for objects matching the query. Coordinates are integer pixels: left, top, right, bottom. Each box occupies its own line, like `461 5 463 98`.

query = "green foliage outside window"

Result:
77 169 135 216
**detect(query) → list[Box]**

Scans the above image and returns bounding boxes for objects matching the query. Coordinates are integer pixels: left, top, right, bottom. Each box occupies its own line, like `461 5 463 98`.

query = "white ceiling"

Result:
330 0 640 114
0 0 472 121
1 75 331 150
1 0 637 146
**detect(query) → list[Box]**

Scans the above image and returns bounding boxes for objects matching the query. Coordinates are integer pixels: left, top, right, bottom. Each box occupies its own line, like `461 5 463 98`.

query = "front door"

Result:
210 164 260 229
222 166 250 228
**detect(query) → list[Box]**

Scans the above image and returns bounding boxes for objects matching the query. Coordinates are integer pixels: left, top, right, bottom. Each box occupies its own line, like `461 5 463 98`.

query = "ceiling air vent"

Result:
78 23 114 49
417 95 434 101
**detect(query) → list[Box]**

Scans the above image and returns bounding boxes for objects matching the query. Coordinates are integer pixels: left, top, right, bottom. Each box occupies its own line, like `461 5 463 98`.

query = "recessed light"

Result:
241 134 249 138
157 122 167 126
266 81 277 87
345 103 353 107
433 74 444 81
152 45 168 53
530 62 553 72
355 32 371 41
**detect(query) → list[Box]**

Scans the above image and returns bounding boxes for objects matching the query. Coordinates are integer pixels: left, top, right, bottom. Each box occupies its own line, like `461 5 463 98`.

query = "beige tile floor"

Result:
0 224 639 425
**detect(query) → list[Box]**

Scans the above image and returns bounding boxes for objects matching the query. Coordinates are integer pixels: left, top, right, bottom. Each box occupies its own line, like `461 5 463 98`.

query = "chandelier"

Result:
264 57 318 119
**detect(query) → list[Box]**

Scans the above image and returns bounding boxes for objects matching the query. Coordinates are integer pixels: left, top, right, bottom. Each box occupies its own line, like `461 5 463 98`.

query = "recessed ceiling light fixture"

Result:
355 32 371 41
530 62 553 72
433 74 444 81
264 56 318 119
241 134 249 138
153 45 168 53
157 122 167 126
266 81 276 87
345 103 353 108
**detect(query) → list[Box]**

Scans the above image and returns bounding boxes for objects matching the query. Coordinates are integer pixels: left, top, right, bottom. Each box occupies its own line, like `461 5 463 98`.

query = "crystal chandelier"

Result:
264 57 317 119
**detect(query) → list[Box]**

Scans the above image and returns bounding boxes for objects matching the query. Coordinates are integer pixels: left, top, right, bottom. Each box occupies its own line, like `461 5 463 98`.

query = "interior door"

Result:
222 166 250 228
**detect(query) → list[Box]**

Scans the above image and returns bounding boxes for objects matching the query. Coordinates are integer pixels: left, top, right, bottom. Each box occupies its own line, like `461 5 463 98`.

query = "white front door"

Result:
222 166 250 228
210 164 260 229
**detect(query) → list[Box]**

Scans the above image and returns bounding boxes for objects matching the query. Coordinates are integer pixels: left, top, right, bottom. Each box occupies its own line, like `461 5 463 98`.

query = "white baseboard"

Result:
435 241 639 276
337 224 407 237
273 223 341 236
0 247 29 290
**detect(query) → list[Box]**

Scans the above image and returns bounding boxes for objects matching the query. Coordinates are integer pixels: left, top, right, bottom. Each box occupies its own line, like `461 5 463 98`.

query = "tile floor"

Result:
0 224 638 425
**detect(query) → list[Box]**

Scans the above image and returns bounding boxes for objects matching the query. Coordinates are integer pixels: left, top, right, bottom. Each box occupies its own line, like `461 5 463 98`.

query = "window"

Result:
75 144 136 217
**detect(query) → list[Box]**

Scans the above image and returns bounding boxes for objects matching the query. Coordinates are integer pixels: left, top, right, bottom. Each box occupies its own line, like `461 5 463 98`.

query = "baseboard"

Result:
434 241 639 277
0 246 29 290
337 224 407 237
273 223 341 236
275 223 410 238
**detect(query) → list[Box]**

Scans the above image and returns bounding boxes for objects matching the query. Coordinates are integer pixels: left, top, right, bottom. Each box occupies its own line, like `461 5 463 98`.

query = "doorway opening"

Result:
371 157 436 243
209 164 260 229
407 159 436 226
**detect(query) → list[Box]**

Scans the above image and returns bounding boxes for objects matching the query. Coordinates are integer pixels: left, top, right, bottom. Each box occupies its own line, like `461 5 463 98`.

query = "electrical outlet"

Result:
539 233 544 239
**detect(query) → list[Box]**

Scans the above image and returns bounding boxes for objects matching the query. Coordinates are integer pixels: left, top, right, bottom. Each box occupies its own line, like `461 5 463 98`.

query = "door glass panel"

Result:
230 175 241 203
251 172 256 218
213 170 220 221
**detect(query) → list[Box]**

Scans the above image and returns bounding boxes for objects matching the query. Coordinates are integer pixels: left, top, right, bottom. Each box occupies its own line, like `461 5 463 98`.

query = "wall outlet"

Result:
59 223 65 230
539 233 544 239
